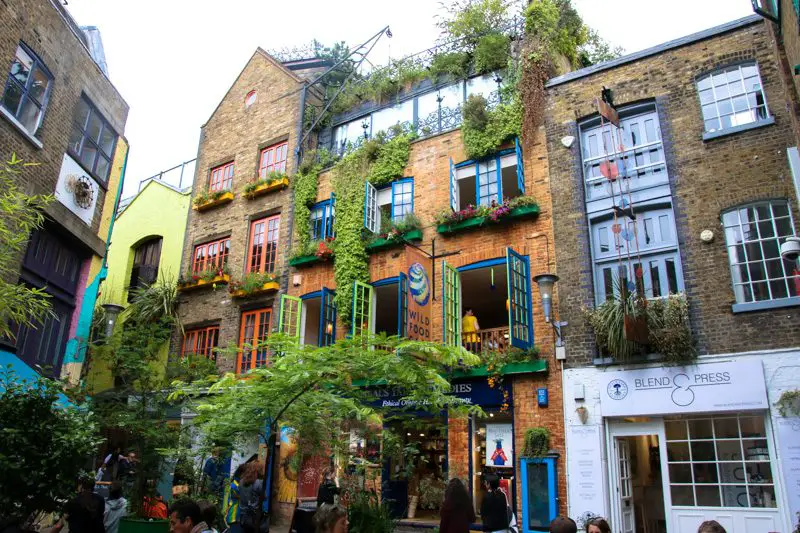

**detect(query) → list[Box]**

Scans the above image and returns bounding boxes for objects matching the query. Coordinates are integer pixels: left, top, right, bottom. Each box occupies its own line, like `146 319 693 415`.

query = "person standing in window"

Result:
439 478 475 533
462 308 480 353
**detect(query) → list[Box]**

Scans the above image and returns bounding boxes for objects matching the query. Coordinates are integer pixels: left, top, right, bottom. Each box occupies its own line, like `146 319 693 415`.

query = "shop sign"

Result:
369 378 509 409
599 359 768 417
485 423 513 467
404 245 432 341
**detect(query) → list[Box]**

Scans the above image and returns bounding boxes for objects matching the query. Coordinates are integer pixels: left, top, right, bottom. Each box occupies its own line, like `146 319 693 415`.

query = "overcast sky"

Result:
64 0 753 199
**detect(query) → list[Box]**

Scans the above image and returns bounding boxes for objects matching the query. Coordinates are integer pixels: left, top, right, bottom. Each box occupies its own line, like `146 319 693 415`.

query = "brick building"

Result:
174 40 566 528
541 15 800 532
0 0 129 382
282 73 564 526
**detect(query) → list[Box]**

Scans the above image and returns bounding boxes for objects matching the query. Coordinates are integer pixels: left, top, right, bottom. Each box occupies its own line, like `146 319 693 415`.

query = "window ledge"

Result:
0 107 43 149
731 296 800 314
702 116 775 142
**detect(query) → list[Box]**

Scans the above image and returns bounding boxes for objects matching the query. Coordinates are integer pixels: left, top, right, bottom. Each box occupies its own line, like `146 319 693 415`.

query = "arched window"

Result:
696 62 770 136
128 236 162 301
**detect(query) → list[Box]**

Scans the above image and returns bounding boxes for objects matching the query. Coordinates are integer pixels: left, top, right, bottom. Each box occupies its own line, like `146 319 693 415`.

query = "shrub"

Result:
523 427 550 458
474 33 511 74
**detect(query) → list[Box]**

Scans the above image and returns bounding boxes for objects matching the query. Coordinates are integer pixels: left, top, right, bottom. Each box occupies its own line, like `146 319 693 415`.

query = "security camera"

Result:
780 236 800 261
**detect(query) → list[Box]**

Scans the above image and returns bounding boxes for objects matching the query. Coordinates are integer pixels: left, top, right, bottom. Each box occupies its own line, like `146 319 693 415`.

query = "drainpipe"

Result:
68 143 130 381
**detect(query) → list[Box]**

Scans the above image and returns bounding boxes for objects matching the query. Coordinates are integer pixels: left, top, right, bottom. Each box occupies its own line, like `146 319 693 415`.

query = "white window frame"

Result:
697 62 771 136
722 200 798 308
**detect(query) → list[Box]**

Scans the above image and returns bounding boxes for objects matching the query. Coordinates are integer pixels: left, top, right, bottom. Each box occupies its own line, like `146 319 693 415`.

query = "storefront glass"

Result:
471 408 515 514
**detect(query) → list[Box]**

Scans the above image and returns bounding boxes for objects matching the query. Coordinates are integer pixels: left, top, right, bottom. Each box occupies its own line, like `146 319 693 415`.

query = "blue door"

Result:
521 457 557 532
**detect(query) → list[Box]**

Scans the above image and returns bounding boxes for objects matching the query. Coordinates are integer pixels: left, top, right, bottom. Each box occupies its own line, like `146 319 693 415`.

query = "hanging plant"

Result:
776 390 800 417
522 427 550 458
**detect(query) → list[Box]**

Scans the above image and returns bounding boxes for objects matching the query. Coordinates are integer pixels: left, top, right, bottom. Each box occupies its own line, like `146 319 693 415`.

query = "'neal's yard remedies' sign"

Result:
370 379 509 409
599 359 767 417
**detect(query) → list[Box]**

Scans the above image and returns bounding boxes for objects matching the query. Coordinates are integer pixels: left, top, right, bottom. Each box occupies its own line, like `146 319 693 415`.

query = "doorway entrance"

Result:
608 421 667 533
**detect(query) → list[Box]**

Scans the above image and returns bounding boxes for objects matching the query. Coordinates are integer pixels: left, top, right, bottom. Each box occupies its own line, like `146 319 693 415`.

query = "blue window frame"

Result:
2 42 53 137
363 178 414 233
310 196 335 240
452 139 524 211
319 287 337 347
391 178 414 221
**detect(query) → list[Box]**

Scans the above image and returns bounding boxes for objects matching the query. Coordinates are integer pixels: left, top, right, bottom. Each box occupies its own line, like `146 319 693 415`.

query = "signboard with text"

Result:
486 423 513 467
404 245 432 341
599 359 768 417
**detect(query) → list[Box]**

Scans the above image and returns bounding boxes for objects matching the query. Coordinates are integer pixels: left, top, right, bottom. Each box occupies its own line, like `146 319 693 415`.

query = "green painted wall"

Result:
86 180 191 393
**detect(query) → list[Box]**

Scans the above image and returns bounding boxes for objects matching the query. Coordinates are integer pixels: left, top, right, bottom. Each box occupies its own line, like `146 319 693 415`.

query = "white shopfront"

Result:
563 354 800 533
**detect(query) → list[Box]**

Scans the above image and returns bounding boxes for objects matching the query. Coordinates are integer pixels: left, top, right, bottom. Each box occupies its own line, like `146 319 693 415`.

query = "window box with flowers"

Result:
243 172 289 199
192 189 234 212
229 272 280 298
177 266 231 292
289 239 335 268
435 196 539 235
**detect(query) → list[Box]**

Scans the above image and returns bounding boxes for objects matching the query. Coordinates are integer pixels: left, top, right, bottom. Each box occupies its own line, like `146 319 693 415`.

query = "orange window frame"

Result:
259 141 288 178
247 215 280 274
182 325 220 360
209 162 234 192
192 237 230 274
237 308 272 373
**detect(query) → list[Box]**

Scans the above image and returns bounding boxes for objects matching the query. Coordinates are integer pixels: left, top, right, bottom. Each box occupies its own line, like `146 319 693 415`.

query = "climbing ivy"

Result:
291 151 325 255
366 129 416 186
331 152 370 327
461 91 522 160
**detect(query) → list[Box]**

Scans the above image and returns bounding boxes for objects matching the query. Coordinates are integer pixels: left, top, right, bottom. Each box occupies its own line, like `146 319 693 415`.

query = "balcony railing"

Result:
461 326 510 355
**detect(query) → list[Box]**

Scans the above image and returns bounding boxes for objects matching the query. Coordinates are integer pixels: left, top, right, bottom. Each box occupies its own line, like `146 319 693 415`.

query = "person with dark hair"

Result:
480 474 509 532
103 482 128 533
169 501 213 533
439 478 475 533
316 468 339 507
313 504 347 533
698 520 727 533
63 477 105 533
584 518 610 533
549 516 577 533
198 501 218 533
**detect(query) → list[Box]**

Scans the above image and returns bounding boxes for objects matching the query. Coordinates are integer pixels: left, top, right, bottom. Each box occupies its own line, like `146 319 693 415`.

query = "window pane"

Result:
714 418 739 439
695 485 721 507
671 485 694 506
95 156 111 181
689 419 713 439
669 463 692 483
667 441 691 462
74 98 91 129
693 462 718 483
80 142 98 171
749 486 777 508
17 96 42 133
10 47 32 85
2 80 23 115
666 258 679 293
666 420 688 440
87 112 102 142
27 65 49 103
691 441 717 461
99 126 116 156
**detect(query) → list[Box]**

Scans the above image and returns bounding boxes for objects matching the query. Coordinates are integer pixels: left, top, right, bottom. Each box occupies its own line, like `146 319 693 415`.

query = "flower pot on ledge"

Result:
193 191 234 212
289 254 334 267
436 204 540 235
366 229 423 252
243 177 289 199
178 274 230 292
230 281 280 298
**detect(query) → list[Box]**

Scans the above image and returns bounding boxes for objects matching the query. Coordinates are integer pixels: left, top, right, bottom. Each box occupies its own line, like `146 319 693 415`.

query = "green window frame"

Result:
442 261 461 347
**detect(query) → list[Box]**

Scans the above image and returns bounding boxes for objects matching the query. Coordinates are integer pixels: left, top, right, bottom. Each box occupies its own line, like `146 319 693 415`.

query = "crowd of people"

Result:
48 457 734 533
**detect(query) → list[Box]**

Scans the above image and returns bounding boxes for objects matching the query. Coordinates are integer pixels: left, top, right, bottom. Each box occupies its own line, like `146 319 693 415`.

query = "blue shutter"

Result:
506 246 533 349
515 137 525 194
398 272 408 337
449 158 457 211
495 155 503 204
318 287 336 346
328 193 336 239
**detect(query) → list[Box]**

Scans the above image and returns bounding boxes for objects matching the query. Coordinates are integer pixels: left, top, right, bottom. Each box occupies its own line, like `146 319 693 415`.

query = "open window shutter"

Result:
278 294 303 343
398 272 408 337
449 158 457 211
319 287 337 347
442 260 461 347
364 182 379 233
351 281 373 336
515 137 525 194
506 247 533 349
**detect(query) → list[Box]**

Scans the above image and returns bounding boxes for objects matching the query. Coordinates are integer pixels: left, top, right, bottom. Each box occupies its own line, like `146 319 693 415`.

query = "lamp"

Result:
101 303 124 338
533 274 567 347
326 322 334 335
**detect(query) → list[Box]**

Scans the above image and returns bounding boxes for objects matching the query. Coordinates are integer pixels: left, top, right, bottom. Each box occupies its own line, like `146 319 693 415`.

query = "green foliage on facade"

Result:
366 129 416 186
522 427 551 458
461 92 522 160
0 370 102 524
331 151 371 326
473 33 512 74
292 152 324 255
0 155 53 342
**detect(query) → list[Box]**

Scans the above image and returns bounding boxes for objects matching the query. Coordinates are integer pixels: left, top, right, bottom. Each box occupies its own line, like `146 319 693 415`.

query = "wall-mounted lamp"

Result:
780 236 800 262
533 274 567 347
101 303 124 338
292 274 302 287
325 322 334 335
